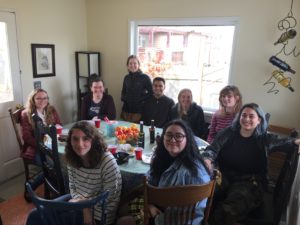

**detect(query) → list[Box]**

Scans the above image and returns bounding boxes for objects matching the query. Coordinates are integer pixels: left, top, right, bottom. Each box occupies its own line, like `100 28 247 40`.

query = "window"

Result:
130 18 238 111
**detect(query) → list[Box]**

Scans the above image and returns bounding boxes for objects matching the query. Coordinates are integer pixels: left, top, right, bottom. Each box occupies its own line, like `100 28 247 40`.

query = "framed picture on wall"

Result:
31 44 56 78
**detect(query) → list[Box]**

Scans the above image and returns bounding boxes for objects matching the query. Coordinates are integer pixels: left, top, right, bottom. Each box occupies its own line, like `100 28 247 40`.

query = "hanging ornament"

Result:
269 56 295 74
274 29 297 45
264 0 298 94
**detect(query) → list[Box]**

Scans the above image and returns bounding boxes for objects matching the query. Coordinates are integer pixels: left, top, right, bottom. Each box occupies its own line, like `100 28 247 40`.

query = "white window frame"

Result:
129 17 240 113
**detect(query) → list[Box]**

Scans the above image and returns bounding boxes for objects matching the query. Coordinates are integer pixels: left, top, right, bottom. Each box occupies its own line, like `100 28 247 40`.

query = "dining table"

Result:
57 120 209 193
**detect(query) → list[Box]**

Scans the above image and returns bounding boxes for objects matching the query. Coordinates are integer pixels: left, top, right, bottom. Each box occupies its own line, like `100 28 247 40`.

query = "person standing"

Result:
80 75 116 120
141 77 175 128
207 85 242 143
169 88 206 139
121 55 153 123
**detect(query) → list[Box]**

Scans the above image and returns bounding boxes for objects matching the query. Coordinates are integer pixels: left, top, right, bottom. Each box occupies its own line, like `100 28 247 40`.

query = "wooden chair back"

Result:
143 171 217 225
26 182 109 225
9 107 43 201
8 107 24 150
32 114 66 199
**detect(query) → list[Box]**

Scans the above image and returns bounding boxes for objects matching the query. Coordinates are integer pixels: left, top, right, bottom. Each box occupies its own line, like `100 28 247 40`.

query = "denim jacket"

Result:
149 158 210 225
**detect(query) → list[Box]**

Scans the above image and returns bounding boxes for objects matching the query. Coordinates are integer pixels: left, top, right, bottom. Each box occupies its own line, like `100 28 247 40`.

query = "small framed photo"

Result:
31 44 56 78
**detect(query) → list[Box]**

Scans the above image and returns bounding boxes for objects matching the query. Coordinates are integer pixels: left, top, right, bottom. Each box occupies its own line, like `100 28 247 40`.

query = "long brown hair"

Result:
25 89 56 128
64 121 107 168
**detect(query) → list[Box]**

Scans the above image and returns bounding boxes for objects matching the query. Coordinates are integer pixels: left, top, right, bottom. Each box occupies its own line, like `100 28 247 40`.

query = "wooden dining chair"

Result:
8 107 42 201
26 182 109 225
32 114 66 199
143 171 218 225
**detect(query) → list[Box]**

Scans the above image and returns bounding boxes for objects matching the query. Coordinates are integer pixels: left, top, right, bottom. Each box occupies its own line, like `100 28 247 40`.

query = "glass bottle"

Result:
138 121 145 148
274 29 297 45
149 120 155 144
269 56 296 74
155 132 161 145
272 70 294 92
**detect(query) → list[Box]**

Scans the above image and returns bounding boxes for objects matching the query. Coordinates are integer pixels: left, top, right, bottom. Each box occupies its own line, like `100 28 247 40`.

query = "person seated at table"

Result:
202 103 300 225
21 88 61 163
169 88 206 139
141 77 175 128
117 119 210 225
81 75 116 120
65 121 122 225
207 85 242 143
121 55 153 123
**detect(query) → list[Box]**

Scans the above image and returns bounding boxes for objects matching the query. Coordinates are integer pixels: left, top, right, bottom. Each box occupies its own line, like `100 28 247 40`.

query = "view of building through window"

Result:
0 22 13 103
136 25 235 111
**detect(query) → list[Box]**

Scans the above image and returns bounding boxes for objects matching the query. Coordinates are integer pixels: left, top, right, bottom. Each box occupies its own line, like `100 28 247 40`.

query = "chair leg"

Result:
24 184 32 202
24 163 30 181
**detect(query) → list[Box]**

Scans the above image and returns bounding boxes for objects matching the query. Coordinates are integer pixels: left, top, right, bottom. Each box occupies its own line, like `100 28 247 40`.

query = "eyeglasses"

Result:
164 133 186 142
35 97 48 101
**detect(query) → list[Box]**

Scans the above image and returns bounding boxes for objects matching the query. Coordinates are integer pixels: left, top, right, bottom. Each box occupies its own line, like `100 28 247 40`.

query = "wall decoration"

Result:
31 44 55 78
264 0 299 94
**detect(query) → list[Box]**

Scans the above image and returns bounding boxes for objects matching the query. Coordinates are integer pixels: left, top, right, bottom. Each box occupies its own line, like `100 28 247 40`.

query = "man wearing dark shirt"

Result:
142 77 175 128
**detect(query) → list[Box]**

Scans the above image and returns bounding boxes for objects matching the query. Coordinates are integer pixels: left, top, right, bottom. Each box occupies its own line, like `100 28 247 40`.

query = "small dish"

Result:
142 153 153 164
58 134 68 142
118 144 135 156
113 152 130 165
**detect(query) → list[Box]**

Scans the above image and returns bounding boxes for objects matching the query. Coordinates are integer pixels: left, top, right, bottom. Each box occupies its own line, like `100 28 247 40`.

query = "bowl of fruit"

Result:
115 124 139 145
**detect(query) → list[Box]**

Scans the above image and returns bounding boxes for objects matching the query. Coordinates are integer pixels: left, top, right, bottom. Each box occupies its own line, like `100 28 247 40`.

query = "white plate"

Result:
62 129 69 135
142 153 153 164
118 144 135 156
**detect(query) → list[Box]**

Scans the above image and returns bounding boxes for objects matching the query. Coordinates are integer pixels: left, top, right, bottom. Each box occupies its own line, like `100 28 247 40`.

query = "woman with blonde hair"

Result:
207 85 242 143
169 88 205 139
21 88 61 162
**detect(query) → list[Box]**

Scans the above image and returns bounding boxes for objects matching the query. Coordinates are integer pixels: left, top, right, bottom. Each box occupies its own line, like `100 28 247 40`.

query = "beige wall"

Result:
0 0 88 123
0 0 299 128
86 0 300 129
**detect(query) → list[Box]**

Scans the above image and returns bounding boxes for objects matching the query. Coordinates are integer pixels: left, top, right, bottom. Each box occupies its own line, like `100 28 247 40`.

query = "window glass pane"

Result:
0 22 13 103
137 25 235 111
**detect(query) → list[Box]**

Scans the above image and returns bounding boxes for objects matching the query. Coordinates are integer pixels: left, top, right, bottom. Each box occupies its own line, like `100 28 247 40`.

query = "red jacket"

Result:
20 106 61 160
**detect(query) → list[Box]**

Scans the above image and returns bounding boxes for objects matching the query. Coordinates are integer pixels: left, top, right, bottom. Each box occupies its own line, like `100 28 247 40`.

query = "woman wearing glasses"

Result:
203 103 300 225
117 119 210 225
21 88 61 162
148 119 210 224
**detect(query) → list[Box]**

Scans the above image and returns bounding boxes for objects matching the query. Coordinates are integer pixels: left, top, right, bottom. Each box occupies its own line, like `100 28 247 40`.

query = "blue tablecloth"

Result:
58 120 209 193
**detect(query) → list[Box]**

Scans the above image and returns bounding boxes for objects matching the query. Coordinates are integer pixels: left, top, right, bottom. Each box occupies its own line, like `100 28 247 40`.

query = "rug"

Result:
0 185 43 225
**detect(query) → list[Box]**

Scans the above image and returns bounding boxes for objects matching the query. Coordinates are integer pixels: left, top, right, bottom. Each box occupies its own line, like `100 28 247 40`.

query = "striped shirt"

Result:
207 112 235 144
67 152 122 224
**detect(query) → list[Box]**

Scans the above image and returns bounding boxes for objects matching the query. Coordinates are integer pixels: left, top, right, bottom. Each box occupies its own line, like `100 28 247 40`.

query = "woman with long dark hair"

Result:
117 120 210 225
203 103 300 225
65 121 122 225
